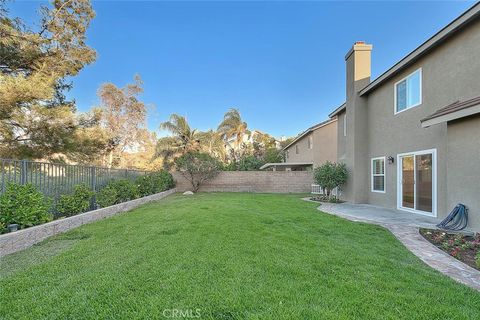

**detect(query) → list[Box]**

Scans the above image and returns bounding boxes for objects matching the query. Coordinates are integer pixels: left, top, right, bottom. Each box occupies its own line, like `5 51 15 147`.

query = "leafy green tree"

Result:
251 131 277 158
119 130 163 170
175 152 221 192
263 148 283 163
0 0 96 159
279 137 294 149
314 162 348 197
237 155 265 171
97 75 147 168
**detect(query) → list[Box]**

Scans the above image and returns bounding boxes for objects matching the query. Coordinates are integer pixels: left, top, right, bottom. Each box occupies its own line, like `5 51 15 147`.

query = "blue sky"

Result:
8 1 475 138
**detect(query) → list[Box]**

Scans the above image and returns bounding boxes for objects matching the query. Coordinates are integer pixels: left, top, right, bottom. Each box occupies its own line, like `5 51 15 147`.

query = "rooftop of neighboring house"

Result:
282 118 337 151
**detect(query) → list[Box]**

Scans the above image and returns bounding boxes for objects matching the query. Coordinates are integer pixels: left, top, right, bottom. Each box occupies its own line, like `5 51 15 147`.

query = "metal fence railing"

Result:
0 159 150 199
311 184 339 197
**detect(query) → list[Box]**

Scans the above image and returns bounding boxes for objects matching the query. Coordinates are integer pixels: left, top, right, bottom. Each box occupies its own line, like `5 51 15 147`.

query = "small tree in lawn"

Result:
175 152 221 192
314 162 348 200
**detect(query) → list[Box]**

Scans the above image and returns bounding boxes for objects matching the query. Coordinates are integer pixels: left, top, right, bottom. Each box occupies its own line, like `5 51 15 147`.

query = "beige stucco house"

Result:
261 118 337 171
328 3 480 230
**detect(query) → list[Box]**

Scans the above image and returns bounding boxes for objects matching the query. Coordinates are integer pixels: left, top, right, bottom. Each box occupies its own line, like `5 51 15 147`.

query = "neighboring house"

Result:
328 4 480 230
261 118 337 171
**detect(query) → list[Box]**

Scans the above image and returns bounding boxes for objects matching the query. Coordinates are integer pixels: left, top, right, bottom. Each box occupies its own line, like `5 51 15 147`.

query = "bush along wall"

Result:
0 183 52 232
56 184 95 217
0 171 175 233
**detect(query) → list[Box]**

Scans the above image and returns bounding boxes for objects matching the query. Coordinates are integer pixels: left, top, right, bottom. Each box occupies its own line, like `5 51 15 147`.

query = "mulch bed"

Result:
420 228 480 270
309 195 344 203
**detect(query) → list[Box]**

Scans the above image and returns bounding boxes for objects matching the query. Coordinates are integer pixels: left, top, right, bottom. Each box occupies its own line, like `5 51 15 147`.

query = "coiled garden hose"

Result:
436 203 468 231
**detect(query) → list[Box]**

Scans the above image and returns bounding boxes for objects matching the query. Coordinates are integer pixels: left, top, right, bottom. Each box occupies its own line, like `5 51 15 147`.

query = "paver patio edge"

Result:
313 200 480 291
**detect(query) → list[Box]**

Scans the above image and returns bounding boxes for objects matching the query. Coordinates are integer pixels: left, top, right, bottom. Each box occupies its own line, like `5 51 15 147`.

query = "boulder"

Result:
183 191 194 195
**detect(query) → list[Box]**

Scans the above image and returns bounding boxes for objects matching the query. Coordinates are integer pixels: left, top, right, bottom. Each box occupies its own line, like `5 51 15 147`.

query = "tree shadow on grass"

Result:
0 230 90 279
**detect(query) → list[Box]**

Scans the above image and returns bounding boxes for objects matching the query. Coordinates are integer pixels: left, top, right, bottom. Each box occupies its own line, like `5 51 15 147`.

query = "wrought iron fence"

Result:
0 159 150 200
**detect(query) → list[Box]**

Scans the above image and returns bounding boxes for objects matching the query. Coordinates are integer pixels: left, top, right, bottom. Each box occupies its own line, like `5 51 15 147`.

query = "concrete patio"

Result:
318 202 442 229
312 201 480 291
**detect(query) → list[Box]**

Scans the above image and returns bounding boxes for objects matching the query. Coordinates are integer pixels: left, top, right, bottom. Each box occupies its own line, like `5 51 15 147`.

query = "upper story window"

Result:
343 114 347 137
371 157 385 193
395 68 422 114
295 144 299 154
308 135 313 149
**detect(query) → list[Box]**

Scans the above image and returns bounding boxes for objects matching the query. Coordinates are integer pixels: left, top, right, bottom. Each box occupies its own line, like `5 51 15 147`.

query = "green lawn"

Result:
1 193 479 319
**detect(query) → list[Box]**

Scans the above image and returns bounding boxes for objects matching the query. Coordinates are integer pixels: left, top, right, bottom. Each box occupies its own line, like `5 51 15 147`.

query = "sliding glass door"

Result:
398 149 436 216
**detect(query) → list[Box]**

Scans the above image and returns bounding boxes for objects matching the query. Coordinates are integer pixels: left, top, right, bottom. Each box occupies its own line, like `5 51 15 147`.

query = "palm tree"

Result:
156 114 200 166
217 108 249 160
197 130 226 161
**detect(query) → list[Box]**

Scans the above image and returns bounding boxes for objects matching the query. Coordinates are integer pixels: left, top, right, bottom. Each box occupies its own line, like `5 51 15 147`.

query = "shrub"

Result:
222 162 237 171
56 184 94 217
137 170 175 197
109 179 139 203
476 251 480 269
0 183 52 228
136 174 155 197
154 170 175 191
96 179 139 208
96 185 118 208
314 161 348 198
175 152 221 192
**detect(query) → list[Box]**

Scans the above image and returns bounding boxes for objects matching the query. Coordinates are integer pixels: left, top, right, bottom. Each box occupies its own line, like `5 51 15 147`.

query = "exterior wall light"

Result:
387 156 395 164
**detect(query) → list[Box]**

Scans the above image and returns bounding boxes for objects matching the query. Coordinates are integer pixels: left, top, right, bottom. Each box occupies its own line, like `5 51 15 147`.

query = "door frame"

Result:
396 148 437 217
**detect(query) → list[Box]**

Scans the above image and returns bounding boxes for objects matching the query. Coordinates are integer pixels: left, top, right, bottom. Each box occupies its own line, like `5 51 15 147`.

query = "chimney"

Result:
342 41 372 204
345 41 372 96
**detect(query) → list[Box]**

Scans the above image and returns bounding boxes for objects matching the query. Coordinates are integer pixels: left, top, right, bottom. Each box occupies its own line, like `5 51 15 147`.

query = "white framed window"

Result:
394 68 422 114
295 144 299 154
343 114 347 136
308 135 313 149
371 157 386 193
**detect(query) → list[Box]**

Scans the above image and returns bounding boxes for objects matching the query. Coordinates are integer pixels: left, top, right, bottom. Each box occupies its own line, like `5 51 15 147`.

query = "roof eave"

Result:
328 103 346 118
421 103 480 128
260 162 313 170
359 3 480 96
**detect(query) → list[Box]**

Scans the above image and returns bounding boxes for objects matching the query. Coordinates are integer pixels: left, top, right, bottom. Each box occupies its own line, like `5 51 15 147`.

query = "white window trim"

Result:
343 114 347 137
308 135 313 149
394 68 422 115
371 156 386 193
396 148 437 217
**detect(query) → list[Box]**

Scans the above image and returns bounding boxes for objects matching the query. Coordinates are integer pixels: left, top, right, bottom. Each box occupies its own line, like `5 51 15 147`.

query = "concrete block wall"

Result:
173 171 314 193
0 188 176 257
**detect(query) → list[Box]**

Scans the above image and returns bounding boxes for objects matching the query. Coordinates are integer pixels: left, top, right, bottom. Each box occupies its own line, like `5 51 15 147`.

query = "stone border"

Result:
316 201 480 291
0 188 176 257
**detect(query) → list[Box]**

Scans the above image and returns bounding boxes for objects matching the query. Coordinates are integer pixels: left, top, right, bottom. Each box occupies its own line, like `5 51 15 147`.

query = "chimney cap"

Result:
345 41 373 60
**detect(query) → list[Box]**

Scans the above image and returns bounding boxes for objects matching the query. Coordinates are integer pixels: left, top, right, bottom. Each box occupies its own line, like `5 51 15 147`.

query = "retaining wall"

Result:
0 188 176 257
173 171 314 193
